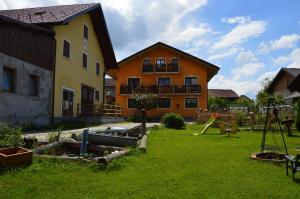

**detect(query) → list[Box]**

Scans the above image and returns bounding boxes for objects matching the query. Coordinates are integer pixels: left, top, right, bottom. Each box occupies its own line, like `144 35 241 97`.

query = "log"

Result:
137 134 147 152
96 149 129 165
33 140 68 154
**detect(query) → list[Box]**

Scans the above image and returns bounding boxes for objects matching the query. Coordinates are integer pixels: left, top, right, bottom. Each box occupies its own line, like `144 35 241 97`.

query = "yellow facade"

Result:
53 14 105 117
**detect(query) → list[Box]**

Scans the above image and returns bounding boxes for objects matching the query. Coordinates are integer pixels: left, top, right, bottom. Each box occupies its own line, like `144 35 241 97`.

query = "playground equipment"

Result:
193 113 219 135
261 98 288 155
251 98 289 163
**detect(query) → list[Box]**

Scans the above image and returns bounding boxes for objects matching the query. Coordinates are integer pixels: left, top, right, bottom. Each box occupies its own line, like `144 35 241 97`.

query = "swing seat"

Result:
284 155 300 182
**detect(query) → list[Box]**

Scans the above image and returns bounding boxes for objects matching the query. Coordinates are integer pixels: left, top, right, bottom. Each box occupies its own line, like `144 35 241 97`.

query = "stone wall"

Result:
0 53 53 126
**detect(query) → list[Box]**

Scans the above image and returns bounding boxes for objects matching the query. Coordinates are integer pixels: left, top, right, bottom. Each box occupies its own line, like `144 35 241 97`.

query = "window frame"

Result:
184 98 198 109
29 74 39 97
82 52 88 69
62 38 71 59
157 97 171 109
143 58 151 65
2 66 16 93
127 98 136 109
156 58 166 65
95 90 100 101
157 77 171 86
96 61 100 75
184 76 198 86
170 57 179 65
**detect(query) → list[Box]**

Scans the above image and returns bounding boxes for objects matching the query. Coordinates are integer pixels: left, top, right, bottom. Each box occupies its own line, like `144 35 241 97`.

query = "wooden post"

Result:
141 109 146 135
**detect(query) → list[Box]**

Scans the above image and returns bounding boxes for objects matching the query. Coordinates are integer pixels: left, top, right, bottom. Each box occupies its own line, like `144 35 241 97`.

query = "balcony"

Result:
142 63 179 73
120 84 201 95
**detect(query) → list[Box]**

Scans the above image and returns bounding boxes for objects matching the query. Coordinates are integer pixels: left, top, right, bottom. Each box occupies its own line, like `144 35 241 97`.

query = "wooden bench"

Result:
284 155 300 182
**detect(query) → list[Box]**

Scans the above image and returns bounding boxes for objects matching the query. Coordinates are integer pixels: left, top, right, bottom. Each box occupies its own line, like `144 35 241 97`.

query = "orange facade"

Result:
111 42 219 119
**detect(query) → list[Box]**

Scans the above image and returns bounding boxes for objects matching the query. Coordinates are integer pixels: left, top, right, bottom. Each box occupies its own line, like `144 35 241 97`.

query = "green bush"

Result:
161 113 185 129
0 125 23 148
296 99 300 132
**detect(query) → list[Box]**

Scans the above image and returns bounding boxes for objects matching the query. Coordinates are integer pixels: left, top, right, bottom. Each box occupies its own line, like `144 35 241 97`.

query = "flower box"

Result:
0 147 32 167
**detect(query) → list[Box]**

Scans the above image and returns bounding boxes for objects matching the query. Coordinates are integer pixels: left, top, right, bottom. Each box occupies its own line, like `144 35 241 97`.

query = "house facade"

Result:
0 4 117 121
0 16 55 126
109 42 219 119
267 68 300 102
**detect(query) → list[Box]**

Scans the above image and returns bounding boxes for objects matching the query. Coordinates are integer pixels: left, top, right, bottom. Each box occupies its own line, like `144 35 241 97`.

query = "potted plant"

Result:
0 126 32 168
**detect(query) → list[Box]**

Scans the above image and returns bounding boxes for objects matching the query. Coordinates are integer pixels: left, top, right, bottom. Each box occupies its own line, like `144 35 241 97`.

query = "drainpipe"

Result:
103 69 106 105
51 35 57 126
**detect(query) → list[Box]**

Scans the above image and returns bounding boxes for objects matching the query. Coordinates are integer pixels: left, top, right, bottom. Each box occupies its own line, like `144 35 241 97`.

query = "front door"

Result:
81 85 94 116
62 89 74 117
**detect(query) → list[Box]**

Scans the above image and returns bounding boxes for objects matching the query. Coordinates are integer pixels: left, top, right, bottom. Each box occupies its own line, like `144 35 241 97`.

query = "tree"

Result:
208 96 229 111
130 93 157 110
255 78 285 107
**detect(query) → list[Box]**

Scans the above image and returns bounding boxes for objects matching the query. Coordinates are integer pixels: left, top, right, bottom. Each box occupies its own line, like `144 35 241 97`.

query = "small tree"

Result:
130 93 157 111
208 96 229 111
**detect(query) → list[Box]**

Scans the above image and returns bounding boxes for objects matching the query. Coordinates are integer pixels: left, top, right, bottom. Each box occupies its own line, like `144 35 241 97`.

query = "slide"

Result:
193 117 217 135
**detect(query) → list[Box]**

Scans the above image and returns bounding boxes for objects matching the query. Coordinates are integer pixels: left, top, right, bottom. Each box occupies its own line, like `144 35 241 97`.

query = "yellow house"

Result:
0 4 117 119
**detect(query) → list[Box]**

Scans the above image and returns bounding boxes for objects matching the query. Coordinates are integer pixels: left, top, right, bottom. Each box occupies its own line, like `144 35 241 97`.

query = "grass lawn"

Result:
1 124 300 199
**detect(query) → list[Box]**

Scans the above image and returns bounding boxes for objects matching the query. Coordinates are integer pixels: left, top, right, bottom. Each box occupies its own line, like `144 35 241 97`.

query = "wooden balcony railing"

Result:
120 84 201 95
142 63 179 73
77 103 123 117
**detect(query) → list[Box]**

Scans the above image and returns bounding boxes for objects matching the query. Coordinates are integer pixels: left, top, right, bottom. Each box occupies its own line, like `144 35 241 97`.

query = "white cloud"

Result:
207 47 239 61
288 48 300 68
209 71 277 96
271 48 300 68
231 50 264 80
212 20 266 50
235 50 257 65
258 34 300 54
222 16 250 24
272 55 291 66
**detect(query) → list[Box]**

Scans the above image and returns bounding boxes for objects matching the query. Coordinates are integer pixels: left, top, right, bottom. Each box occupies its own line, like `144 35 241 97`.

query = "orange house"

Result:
109 42 220 119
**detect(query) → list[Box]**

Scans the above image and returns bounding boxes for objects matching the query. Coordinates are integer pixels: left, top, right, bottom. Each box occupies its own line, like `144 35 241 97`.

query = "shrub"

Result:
296 99 300 132
161 113 185 129
0 125 23 148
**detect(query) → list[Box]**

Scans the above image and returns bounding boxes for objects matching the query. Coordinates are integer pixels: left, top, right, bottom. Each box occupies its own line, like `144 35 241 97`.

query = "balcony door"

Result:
185 77 198 85
81 85 94 116
62 89 74 117
128 78 140 88
158 77 171 86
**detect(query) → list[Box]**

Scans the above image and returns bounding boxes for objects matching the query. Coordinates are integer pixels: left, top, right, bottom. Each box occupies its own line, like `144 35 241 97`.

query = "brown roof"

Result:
267 68 300 93
0 4 98 24
118 42 220 82
105 78 116 87
208 89 239 99
0 4 117 69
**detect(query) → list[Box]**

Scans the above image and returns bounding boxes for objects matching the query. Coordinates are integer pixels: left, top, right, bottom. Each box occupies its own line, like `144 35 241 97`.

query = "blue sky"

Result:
1 0 300 98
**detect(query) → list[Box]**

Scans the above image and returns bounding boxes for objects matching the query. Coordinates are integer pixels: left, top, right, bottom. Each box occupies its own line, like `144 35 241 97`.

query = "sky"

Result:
1 0 300 98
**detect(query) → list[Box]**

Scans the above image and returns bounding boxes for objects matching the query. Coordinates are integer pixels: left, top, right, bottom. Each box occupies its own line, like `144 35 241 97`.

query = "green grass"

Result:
1 124 300 199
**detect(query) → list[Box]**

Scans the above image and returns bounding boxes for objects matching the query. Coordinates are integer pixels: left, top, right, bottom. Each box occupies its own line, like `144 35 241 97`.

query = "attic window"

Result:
34 11 46 15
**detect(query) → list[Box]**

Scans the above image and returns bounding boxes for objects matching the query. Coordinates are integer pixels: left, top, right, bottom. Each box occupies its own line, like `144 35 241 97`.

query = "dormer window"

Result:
171 58 178 65
143 59 151 65
83 25 88 40
156 58 165 66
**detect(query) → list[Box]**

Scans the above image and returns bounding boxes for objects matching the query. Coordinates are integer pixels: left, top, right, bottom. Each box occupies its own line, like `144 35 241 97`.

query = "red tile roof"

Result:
208 89 239 99
0 4 98 24
0 4 117 69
